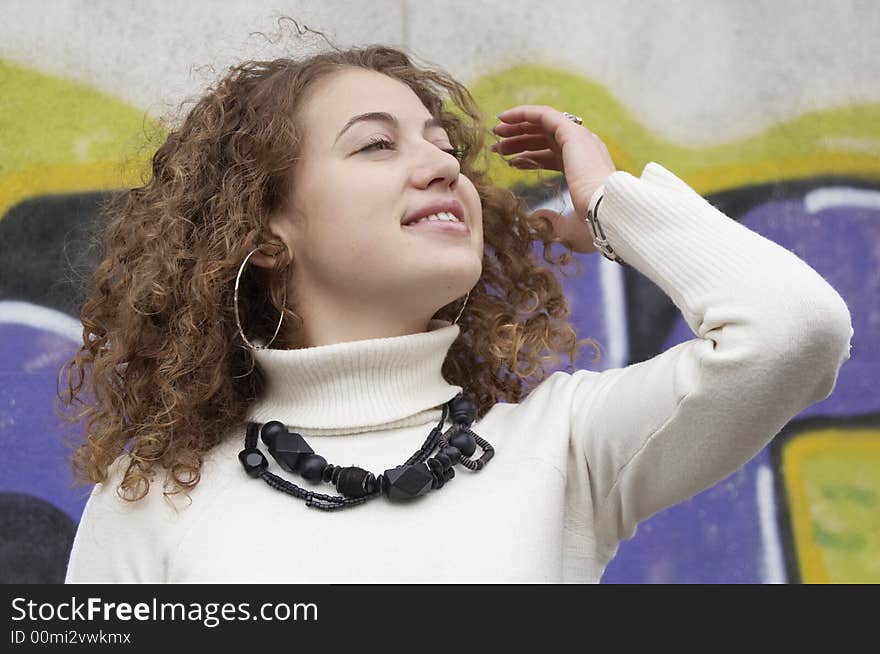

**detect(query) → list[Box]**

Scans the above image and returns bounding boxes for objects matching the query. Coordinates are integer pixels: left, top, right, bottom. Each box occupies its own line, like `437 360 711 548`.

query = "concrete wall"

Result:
1 0 877 583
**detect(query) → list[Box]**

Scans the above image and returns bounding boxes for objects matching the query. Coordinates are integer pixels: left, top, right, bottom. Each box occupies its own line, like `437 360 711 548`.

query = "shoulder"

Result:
65 423 246 583
499 369 603 418
474 368 604 440
82 423 245 525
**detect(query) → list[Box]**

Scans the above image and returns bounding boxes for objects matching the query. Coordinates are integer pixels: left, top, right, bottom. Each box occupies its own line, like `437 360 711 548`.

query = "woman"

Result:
60 44 853 583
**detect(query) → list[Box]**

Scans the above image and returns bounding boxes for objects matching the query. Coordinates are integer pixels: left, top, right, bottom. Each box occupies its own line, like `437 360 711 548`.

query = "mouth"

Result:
401 219 470 235
402 198 466 227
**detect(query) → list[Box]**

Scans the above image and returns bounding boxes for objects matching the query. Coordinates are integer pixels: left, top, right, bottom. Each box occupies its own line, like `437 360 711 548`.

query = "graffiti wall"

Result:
1 0 876 583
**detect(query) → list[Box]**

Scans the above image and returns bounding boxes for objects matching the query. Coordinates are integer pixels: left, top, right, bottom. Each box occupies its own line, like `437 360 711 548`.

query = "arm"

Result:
567 162 853 546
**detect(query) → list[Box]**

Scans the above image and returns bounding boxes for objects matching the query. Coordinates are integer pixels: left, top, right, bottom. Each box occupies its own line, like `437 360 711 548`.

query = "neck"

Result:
286 315 437 349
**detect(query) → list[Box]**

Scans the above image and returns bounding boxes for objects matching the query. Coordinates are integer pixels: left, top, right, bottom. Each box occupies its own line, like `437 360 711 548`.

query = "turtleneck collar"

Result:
245 319 464 436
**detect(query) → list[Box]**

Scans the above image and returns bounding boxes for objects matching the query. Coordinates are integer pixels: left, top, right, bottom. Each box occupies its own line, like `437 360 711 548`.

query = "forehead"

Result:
300 68 434 141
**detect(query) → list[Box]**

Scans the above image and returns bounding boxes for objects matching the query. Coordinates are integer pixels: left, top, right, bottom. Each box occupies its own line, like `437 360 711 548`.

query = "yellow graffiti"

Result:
468 64 880 192
0 58 161 218
4 59 880 218
782 429 880 583
0 161 149 218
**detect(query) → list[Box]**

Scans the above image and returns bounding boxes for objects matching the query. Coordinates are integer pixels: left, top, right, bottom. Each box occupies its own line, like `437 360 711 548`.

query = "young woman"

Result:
61 44 852 583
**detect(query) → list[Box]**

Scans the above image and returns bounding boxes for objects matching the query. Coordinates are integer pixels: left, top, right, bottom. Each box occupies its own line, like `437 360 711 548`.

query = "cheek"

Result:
302 196 382 252
302 199 396 267
461 177 482 213
461 178 484 236
290 166 402 276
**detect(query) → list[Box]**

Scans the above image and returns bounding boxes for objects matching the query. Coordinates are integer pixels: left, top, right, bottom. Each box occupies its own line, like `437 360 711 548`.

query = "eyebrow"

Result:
334 112 446 145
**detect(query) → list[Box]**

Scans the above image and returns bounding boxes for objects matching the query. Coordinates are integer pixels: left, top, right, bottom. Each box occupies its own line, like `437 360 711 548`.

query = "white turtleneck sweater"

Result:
64 162 853 583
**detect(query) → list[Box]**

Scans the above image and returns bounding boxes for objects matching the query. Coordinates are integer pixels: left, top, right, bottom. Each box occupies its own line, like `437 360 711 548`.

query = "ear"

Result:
249 217 293 270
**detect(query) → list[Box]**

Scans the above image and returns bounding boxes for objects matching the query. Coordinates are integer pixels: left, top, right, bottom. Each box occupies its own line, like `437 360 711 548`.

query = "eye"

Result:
360 136 394 153
359 137 467 161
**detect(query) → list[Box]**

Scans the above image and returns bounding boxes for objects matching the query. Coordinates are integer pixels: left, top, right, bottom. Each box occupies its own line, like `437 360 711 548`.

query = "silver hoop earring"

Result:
234 246 286 351
453 290 470 325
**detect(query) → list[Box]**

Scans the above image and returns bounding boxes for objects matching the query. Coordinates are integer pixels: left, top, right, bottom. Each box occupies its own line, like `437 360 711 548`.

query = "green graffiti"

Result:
813 523 866 552
821 484 877 507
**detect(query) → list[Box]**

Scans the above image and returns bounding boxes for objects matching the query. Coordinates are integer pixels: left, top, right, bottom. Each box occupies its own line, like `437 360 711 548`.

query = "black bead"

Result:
435 452 451 468
450 431 476 457
383 464 433 500
238 448 268 477
260 421 288 447
441 445 461 465
450 396 477 425
336 466 373 498
267 430 314 473
299 454 328 483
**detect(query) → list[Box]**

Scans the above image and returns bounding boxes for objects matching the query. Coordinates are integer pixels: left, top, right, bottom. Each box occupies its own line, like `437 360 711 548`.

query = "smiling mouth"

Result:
402 220 470 235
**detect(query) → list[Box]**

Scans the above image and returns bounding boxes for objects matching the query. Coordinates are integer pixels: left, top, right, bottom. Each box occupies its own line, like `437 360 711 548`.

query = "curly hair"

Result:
57 35 602 504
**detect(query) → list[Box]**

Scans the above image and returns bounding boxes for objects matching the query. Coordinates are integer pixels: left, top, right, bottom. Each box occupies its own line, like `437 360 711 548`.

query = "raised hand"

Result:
491 105 617 254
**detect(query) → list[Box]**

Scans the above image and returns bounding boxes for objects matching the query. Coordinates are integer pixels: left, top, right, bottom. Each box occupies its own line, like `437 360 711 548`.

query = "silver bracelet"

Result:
585 185 628 266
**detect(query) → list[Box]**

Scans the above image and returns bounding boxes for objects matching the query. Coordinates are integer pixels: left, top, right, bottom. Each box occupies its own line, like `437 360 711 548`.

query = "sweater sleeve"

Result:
565 162 853 547
64 454 182 583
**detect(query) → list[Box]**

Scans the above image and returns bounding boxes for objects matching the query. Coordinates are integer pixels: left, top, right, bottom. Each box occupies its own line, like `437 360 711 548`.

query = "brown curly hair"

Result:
57 35 602 504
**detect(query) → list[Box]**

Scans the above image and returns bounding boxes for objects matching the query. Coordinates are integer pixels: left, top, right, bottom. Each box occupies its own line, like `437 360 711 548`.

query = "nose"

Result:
411 141 460 189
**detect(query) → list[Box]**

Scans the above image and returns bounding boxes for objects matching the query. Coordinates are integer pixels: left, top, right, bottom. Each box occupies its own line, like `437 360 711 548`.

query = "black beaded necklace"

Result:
238 393 495 510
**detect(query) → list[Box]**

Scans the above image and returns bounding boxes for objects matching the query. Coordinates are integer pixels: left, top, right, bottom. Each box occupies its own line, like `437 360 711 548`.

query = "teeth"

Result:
410 212 460 225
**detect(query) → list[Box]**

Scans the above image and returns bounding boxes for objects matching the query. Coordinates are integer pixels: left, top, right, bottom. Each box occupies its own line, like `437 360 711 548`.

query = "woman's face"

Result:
265 67 484 346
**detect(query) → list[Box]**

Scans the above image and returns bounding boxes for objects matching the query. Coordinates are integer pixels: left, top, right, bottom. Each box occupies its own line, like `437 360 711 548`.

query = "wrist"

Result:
585 183 628 266
588 184 605 218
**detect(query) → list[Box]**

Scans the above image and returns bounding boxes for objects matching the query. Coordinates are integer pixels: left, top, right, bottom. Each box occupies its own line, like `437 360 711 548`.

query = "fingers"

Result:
493 104 616 225
491 133 553 155
497 104 586 136
492 121 545 137
507 150 557 169
497 104 562 126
